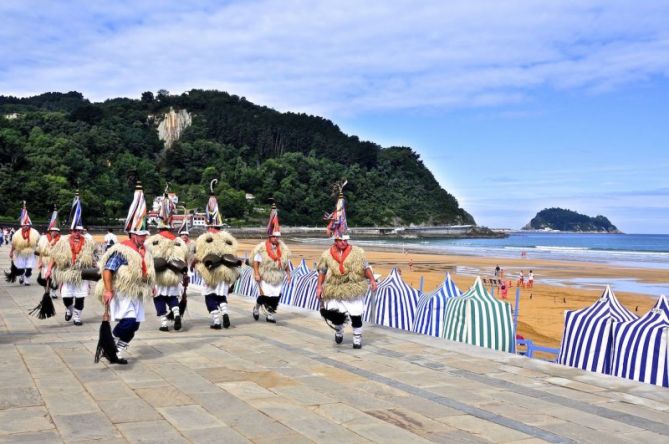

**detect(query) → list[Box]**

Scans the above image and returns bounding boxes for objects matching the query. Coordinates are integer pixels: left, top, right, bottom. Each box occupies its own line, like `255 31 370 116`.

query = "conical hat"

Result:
19 201 32 226
69 191 84 231
125 181 149 235
266 200 281 237
325 181 349 240
177 213 191 235
47 204 60 231
205 179 224 227
157 183 175 230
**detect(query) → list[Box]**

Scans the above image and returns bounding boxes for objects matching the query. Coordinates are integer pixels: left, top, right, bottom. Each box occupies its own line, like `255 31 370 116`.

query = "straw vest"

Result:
318 246 368 301
51 235 96 285
94 243 156 302
36 233 60 263
12 228 39 255
251 240 291 286
193 230 240 287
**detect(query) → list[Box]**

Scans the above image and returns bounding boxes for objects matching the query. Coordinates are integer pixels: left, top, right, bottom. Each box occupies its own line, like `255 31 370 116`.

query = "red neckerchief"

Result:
122 239 147 277
69 235 85 265
265 239 282 268
21 227 30 240
330 244 352 274
47 232 61 245
159 230 176 240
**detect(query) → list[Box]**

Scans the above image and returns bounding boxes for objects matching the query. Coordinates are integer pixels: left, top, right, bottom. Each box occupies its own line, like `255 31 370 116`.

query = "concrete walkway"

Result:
1 247 668 443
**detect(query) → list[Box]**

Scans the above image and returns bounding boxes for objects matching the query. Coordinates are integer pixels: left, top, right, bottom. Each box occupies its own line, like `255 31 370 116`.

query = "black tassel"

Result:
4 263 20 283
28 292 56 319
95 320 126 365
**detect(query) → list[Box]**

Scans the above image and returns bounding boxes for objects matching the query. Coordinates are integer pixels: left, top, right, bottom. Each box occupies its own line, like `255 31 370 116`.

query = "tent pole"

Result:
419 276 424 293
514 287 520 333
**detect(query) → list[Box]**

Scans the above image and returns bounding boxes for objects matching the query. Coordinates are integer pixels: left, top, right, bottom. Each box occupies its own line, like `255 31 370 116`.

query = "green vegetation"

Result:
523 208 620 233
0 90 474 227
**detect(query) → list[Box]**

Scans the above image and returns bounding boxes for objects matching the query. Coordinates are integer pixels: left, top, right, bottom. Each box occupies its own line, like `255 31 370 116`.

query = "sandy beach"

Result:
234 238 662 349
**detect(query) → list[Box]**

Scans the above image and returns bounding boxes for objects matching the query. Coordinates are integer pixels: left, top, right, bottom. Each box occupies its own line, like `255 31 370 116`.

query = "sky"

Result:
1 1 668 233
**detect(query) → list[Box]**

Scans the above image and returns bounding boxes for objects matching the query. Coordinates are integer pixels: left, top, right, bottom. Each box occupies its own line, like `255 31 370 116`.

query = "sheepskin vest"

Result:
36 233 61 262
94 242 156 302
194 230 240 287
147 232 189 287
51 235 96 285
318 245 368 301
251 240 291 286
12 228 39 255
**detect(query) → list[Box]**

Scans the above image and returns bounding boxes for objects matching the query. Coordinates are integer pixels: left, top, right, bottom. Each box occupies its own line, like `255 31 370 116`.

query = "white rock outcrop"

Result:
157 108 192 149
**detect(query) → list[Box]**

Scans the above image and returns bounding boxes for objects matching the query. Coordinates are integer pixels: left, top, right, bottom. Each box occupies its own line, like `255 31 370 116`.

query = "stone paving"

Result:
1 248 669 443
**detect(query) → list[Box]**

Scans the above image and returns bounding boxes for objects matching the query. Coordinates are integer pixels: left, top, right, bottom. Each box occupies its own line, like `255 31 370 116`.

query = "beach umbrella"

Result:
557 286 636 374
442 276 515 352
413 273 462 337
364 268 420 331
610 294 669 387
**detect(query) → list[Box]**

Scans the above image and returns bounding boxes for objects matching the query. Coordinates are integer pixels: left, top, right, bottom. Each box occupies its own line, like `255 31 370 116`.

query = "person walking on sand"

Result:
527 270 534 288
495 264 500 277
518 270 525 288
500 280 509 300
316 183 378 349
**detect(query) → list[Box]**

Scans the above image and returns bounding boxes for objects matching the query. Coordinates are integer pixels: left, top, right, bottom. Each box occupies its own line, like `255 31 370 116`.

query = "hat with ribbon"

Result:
266 199 281 237
19 201 32 226
324 181 350 240
47 204 60 231
69 191 84 231
205 179 224 227
157 183 175 230
125 180 150 235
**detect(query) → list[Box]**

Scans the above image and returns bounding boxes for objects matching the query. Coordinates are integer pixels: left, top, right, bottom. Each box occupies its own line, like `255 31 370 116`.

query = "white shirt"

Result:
104 232 118 245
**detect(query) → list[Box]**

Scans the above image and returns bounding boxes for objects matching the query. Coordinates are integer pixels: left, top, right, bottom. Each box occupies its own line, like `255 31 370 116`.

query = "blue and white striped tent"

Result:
412 273 462 337
233 264 259 298
281 259 310 305
442 277 515 352
290 270 320 311
610 294 669 387
364 268 420 331
557 286 636 374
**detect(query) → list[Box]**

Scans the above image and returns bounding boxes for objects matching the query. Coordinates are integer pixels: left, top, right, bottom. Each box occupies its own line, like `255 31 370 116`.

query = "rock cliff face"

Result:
157 108 192 149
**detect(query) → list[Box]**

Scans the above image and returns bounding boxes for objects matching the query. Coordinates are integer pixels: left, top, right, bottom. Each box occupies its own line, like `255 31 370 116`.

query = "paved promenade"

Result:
1 249 669 443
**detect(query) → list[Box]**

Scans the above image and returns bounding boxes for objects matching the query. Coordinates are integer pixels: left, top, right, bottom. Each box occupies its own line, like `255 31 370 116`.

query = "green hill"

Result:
523 208 620 233
0 90 474 227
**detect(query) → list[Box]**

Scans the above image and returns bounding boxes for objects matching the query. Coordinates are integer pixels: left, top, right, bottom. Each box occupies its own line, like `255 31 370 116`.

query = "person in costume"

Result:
146 185 188 332
36 205 61 298
7 202 40 286
316 184 377 349
95 181 155 363
251 201 291 323
49 192 96 326
193 179 240 329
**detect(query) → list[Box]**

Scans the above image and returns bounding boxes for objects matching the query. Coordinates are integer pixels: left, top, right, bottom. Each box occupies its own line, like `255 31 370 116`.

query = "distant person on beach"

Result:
495 264 500 277
527 270 534 288
500 281 508 300
408 258 413 271
518 270 525 288
104 229 117 251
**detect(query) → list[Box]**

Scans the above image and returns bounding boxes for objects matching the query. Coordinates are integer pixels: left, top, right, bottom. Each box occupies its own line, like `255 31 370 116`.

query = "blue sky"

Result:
1 1 668 233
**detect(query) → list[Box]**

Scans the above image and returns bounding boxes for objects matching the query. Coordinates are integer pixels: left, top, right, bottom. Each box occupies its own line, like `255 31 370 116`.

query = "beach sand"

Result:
236 238 662 349
95 234 661 349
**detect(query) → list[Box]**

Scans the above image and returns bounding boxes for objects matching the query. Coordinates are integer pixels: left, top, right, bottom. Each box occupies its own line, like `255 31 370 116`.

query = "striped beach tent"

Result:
413 273 462 337
290 270 320 311
280 259 309 305
556 286 636 374
364 268 420 331
233 264 259 298
442 277 515 352
610 295 669 387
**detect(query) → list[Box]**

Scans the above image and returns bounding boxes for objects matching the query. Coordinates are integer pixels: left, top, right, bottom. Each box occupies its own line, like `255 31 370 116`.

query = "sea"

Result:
301 232 669 296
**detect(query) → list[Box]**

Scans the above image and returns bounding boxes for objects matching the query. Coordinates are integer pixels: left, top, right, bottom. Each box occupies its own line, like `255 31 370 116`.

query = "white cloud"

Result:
1 0 669 116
